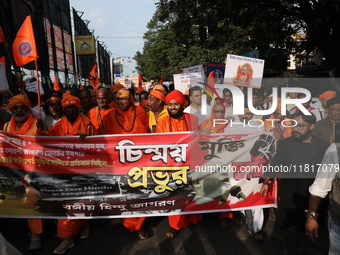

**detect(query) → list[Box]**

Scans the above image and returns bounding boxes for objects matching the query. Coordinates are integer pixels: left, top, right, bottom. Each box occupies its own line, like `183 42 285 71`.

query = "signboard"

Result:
224 54 265 88
75 35 96 55
25 81 45 94
173 72 205 94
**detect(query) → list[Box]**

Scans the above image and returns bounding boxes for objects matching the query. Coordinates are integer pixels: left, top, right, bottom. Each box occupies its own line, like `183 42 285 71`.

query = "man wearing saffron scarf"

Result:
3 94 44 250
103 88 149 239
200 104 228 134
108 83 124 108
45 91 97 254
88 88 113 134
156 90 201 239
147 85 168 132
47 91 97 137
103 88 148 134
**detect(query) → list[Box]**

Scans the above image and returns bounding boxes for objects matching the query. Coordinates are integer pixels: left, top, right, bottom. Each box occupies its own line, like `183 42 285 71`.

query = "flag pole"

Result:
35 59 41 119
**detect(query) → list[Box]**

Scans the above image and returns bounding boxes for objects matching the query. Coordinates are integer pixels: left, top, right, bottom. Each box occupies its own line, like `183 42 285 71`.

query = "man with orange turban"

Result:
147 85 168 132
311 90 337 121
3 94 44 250
45 91 98 254
109 83 124 108
156 90 201 239
88 88 113 134
102 88 149 239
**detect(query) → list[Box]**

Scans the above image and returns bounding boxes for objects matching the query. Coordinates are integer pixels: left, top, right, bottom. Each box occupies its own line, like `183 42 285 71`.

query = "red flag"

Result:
53 74 60 91
89 58 100 90
136 73 143 93
159 74 164 85
0 26 4 43
12 16 38 67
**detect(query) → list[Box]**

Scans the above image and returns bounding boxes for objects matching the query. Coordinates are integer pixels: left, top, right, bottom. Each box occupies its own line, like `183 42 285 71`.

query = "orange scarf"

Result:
59 114 89 136
7 114 35 135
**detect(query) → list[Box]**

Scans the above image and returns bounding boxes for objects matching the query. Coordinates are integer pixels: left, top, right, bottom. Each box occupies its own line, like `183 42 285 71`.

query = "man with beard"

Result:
261 110 329 255
45 91 97 254
156 90 201 239
3 94 44 250
102 88 149 240
103 88 148 134
312 96 340 143
88 88 113 134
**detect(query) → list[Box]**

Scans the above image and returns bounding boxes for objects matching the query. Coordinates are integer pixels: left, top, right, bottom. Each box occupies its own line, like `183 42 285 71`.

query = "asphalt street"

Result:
0 209 329 255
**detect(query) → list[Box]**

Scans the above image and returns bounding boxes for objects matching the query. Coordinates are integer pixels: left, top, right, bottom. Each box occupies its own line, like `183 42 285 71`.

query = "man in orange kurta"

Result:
103 88 149 239
103 88 148 134
88 88 113 134
3 94 44 250
46 91 98 254
156 90 202 238
147 85 168 132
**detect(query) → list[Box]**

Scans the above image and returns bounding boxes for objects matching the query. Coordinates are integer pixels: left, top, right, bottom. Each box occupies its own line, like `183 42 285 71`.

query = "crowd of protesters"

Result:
0 78 339 255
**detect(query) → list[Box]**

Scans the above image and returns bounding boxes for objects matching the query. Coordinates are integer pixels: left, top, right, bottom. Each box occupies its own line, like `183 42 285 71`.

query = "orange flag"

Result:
0 26 4 43
12 16 38 67
53 74 60 91
89 58 100 90
136 73 143 93
159 74 164 85
207 71 215 88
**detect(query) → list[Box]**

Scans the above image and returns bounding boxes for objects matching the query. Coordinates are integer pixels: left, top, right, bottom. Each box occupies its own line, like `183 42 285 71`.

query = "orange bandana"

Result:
61 91 81 109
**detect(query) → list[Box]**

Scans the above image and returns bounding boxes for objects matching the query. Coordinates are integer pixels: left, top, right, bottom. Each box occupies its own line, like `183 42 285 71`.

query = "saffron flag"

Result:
89 58 100 90
53 74 60 91
136 73 143 93
0 26 4 43
159 74 164 85
12 16 38 67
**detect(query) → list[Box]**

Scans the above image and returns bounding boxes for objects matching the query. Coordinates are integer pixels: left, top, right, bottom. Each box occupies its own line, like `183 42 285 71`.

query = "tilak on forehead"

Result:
116 89 131 98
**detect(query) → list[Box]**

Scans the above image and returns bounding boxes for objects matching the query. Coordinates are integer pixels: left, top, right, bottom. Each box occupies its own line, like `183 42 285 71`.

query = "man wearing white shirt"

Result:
306 143 340 255
184 86 211 125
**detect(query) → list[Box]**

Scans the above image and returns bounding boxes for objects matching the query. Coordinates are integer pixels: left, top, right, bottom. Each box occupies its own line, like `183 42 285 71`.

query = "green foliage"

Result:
135 0 340 79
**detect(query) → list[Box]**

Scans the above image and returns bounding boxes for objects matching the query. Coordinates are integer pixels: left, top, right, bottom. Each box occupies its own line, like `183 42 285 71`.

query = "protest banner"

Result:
0 131 276 218
173 72 205 94
224 54 265 88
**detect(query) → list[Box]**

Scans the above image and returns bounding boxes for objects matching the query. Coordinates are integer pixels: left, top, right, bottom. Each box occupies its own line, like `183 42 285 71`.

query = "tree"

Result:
135 0 340 79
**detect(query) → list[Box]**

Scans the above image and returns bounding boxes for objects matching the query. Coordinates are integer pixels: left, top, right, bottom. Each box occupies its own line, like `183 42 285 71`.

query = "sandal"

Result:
248 230 265 241
219 218 229 229
166 228 178 239
136 228 149 240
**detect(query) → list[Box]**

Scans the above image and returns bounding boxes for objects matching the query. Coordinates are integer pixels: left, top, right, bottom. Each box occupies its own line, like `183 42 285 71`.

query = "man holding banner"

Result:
3 94 44 250
156 89 202 239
